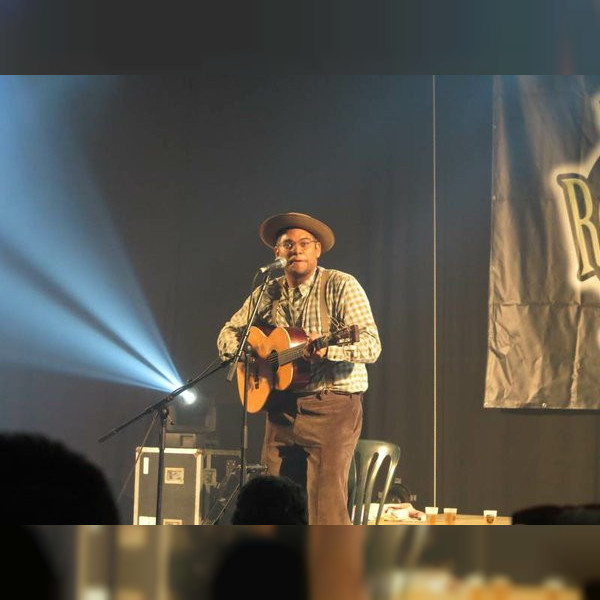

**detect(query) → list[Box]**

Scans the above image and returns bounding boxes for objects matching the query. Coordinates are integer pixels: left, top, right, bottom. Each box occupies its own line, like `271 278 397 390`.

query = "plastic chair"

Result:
347 439 402 525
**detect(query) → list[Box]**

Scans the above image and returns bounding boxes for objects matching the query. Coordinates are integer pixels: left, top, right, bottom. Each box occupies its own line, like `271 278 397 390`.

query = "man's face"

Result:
274 228 321 282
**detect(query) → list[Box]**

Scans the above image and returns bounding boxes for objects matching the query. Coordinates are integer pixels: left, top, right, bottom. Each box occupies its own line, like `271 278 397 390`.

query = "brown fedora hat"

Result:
259 212 335 252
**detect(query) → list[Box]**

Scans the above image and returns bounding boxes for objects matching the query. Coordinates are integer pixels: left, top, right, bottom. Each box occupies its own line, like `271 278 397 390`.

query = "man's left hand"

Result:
303 333 328 362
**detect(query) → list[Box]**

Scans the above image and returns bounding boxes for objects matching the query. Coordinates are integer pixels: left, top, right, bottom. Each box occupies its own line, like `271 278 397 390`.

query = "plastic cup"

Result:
425 506 439 524
484 509 497 524
444 507 457 525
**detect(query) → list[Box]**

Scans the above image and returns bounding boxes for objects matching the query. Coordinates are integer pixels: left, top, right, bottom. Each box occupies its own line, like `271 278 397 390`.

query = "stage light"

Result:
0 76 188 397
179 390 198 405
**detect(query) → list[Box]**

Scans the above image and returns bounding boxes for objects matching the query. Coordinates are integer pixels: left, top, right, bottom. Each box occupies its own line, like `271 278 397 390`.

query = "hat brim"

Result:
259 212 335 253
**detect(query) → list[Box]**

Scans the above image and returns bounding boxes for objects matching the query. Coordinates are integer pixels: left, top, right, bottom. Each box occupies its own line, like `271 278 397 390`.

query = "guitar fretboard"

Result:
266 333 337 368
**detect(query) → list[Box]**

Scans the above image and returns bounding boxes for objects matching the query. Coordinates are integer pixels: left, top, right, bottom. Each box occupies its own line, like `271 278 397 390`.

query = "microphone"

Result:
258 257 287 273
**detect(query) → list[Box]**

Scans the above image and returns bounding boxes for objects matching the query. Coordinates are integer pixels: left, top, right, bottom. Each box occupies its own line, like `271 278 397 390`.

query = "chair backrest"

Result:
348 439 402 525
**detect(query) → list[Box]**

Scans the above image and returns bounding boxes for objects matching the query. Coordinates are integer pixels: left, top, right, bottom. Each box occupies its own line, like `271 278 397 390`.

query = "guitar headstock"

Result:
330 325 360 346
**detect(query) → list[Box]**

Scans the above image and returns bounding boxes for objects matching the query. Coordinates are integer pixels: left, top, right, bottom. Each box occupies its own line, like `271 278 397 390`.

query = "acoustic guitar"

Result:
237 324 360 413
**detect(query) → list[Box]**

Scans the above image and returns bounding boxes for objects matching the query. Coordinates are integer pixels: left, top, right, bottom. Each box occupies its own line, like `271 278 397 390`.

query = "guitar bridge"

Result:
251 359 260 389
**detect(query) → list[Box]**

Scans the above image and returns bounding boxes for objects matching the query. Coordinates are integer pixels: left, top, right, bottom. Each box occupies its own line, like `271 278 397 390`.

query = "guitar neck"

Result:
276 333 336 366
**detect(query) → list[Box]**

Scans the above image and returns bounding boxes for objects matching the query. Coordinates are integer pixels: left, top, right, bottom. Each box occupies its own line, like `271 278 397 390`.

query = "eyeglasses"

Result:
276 239 319 252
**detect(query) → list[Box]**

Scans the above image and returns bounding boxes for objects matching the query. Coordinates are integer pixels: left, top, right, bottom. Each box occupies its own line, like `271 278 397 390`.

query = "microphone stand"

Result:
226 268 275 490
98 360 229 525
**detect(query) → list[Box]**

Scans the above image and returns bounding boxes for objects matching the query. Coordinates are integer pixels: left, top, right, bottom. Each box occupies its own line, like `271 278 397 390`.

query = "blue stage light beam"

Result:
0 75 189 395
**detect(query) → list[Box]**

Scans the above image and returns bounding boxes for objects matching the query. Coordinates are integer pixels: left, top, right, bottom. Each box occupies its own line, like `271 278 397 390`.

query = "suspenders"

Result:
318 269 331 334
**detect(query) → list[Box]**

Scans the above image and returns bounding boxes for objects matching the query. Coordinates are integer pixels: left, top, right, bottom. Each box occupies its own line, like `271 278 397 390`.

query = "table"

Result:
377 506 512 525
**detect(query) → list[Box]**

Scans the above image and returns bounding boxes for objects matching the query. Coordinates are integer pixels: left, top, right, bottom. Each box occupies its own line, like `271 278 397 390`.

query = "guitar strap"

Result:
319 268 331 335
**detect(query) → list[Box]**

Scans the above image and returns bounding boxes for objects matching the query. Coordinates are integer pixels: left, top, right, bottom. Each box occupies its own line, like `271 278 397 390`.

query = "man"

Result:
218 212 381 524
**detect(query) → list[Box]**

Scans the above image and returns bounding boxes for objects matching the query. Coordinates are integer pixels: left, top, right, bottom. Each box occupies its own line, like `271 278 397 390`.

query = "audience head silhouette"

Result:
210 534 307 600
232 474 308 525
0 432 120 524
512 503 600 524
4 526 60 600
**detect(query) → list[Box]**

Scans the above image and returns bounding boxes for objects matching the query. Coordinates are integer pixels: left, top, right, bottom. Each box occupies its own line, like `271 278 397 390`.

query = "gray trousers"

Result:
261 389 363 525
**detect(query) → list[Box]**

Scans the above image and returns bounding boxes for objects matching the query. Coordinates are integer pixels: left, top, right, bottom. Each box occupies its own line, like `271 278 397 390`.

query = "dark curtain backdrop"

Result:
2 75 600 522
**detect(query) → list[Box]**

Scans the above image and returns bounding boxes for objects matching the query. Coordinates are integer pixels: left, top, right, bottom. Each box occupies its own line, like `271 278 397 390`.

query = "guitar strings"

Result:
264 327 349 366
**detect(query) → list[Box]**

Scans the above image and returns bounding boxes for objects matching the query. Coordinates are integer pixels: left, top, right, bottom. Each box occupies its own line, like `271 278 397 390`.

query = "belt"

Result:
292 389 360 397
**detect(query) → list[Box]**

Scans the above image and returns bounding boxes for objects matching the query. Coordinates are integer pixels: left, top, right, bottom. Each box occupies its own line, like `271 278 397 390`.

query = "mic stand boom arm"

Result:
98 360 230 524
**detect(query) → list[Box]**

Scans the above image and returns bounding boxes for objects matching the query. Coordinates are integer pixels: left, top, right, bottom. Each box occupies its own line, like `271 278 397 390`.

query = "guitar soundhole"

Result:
268 350 279 370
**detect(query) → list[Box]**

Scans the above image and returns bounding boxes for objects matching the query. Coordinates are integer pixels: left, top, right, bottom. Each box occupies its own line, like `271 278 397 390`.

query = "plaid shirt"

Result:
217 267 381 392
